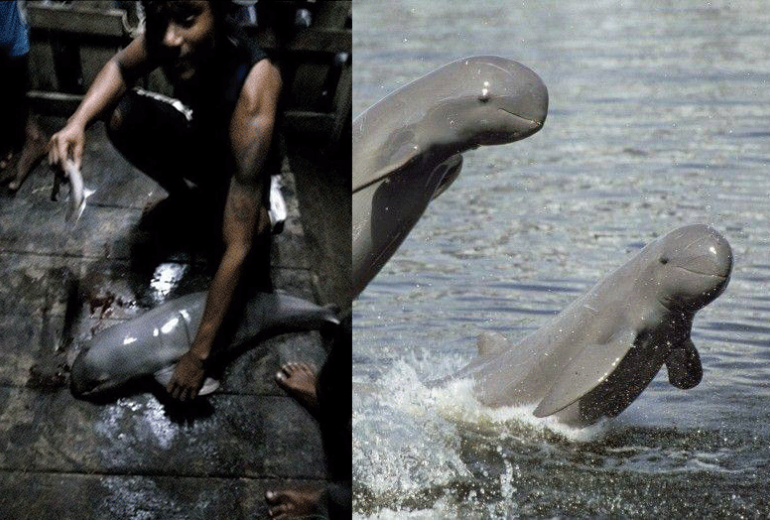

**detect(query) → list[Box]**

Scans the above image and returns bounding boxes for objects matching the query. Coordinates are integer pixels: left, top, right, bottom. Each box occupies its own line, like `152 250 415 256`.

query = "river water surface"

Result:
353 1 770 517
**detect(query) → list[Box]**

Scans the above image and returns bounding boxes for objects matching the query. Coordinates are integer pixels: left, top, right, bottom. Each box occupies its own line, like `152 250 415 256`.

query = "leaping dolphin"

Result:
352 56 549 297
434 225 732 427
71 291 339 398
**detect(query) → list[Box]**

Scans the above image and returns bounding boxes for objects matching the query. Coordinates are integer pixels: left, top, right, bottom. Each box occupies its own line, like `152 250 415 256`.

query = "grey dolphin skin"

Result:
437 225 732 427
353 56 548 297
71 292 339 398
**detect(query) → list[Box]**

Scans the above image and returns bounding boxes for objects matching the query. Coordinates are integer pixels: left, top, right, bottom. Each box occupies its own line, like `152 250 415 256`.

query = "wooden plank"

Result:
26 4 126 38
26 91 82 117
0 389 326 479
0 473 314 520
252 28 351 54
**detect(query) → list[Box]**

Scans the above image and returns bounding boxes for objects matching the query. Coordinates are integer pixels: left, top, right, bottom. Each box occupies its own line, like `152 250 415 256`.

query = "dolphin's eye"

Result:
660 257 669 265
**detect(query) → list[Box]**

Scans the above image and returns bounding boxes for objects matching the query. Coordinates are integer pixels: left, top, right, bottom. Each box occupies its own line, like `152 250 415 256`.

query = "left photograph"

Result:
0 1 351 518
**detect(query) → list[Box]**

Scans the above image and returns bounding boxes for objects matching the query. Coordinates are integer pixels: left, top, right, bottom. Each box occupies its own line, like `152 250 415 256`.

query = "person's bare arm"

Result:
167 59 282 401
49 36 153 169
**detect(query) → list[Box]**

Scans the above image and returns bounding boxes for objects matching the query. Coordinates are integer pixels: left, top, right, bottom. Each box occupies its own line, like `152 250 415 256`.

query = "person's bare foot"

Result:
265 488 323 519
0 150 12 170
4 119 48 191
275 362 319 416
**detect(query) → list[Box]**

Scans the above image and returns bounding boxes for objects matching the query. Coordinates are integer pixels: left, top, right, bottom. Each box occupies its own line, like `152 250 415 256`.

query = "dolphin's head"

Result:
419 56 549 150
352 56 548 297
648 224 732 312
70 348 115 397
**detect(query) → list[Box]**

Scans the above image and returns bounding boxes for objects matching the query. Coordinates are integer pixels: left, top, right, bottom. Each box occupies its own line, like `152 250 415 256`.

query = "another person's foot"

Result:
275 362 319 416
2 119 49 191
0 150 12 170
265 488 323 519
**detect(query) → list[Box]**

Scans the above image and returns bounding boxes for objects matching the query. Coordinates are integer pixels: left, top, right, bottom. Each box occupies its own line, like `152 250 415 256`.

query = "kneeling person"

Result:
49 0 282 400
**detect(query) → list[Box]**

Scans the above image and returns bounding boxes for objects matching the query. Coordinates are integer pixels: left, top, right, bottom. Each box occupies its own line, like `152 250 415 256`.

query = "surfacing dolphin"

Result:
435 225 732 427
71 291 339 398
353 56 548 297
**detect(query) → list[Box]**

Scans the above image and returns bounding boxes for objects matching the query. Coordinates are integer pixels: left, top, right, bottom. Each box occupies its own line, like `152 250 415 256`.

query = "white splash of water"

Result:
354 358 610 512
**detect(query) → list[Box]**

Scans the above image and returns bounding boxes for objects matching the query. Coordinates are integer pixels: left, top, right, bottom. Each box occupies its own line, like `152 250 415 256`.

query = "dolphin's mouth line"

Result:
497 107 543 127
673 265 729 279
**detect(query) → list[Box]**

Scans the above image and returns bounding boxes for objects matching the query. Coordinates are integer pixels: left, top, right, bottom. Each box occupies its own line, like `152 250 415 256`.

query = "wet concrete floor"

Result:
0 118 349 519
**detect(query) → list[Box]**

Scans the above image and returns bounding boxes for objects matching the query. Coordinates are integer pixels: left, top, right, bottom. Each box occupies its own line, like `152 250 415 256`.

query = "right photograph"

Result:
353 0 770 517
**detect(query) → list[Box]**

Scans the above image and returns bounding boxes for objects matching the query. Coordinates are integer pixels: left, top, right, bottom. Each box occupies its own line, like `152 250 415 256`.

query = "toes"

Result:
281 362 314 376
299 363 315 375
265 490 290 518
0 152 11 169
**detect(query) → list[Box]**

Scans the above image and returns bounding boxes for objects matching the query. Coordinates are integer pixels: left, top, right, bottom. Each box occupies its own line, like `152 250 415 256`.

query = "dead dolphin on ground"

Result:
433 225 732 427
353 56 549 297
71 291 339 398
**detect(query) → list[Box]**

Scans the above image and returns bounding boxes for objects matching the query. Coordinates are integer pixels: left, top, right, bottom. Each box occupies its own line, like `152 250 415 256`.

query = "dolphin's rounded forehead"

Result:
409 56 545 112
661 224 731 257
358 56 547 129
453 57 547 104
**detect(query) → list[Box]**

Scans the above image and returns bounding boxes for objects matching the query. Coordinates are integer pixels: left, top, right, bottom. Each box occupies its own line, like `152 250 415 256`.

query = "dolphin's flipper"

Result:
477 332 512 357
353 126 420 194
430 155 463 201
534 329 637 418
664 338 702 389
153 365 221 396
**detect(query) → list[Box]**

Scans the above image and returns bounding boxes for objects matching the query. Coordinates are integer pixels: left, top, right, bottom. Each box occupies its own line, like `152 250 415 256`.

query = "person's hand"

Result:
49 121 86 171
167 351 207 401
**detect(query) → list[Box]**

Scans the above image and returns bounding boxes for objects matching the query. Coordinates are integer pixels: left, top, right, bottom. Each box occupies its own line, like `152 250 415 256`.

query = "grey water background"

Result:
353 0 770 517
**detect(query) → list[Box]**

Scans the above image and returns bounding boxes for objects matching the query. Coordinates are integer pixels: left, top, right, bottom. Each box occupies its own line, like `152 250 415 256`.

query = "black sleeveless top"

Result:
175 28 282 197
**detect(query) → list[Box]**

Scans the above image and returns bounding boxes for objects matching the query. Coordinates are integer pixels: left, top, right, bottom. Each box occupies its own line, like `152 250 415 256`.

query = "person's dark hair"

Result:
140 0 235 52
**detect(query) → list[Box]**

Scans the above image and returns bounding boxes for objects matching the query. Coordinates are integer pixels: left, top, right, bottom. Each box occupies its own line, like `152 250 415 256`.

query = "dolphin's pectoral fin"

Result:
354 127 421 194
534 329 637 418
665 338 702 389
476 332 512 357
153 365 221 396
354 155 418 194
430 155 463 201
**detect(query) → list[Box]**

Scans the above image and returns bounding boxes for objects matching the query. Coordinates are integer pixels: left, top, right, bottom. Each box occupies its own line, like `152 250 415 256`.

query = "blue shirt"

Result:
0 0 29 57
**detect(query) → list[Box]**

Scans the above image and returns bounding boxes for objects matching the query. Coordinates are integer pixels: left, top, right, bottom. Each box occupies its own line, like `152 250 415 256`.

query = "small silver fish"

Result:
64 160 86 225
